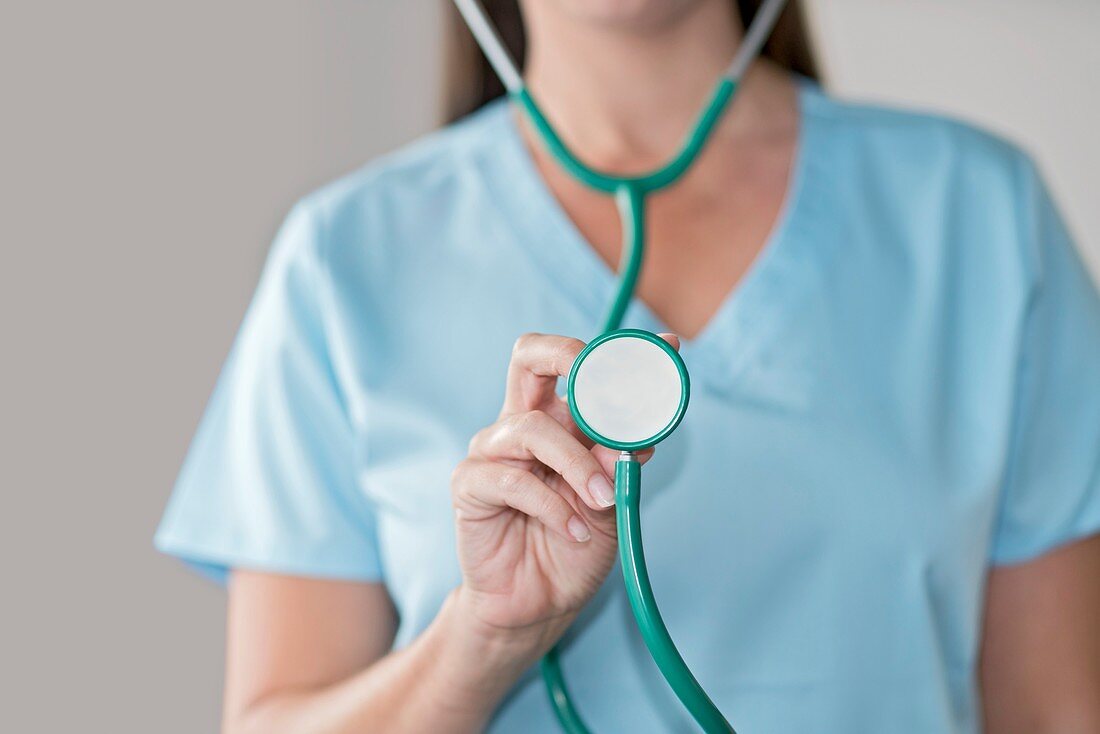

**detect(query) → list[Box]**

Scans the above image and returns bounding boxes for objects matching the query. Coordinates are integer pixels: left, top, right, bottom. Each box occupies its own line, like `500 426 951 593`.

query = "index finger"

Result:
501 333 585 416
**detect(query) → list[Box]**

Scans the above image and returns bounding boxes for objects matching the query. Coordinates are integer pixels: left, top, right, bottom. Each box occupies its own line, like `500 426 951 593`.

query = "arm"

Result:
223 573 547 734
980 533 1100 734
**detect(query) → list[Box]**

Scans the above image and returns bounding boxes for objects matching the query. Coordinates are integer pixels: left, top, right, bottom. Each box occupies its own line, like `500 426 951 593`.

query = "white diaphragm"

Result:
571 335 684 446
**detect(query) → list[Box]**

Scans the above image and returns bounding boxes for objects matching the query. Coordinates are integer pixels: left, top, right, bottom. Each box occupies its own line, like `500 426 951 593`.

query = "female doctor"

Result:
156 1 1100 731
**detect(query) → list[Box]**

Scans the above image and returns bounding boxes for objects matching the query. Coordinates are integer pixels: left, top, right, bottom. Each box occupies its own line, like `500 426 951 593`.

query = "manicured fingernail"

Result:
588 474 615 507
567 515 591 542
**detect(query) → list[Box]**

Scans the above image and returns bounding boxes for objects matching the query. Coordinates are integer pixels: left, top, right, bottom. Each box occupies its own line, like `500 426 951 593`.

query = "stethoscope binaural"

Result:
452 1 790 731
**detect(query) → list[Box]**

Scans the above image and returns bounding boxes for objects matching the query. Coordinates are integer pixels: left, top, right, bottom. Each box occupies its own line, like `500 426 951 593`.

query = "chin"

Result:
539 0 712 31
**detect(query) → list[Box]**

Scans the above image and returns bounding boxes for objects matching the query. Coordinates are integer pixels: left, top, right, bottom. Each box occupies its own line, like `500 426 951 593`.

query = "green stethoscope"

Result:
452 1 789 731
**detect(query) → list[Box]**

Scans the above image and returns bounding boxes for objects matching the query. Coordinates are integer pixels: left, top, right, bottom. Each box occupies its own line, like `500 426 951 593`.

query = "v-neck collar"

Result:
481 79 829 392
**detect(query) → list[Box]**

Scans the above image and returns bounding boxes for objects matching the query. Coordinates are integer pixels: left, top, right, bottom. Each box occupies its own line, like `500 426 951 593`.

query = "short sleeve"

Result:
155 201 383 583
990 157 1100 565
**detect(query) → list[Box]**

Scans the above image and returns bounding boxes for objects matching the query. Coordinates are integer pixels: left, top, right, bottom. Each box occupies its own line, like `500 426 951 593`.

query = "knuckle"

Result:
534 491 563 521
526 408 551 428
514 409 546 436
562 449 588 478
504 411 527 432
467 424 494 456
555 338 584 365
551 337 583 367
450 459 472 492
515 410 552 448
512 332 540 357
496 465 524 495
498 413 526 443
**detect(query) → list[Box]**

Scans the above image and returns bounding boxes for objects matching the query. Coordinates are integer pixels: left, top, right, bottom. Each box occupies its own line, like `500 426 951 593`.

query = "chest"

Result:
533 137 795 339
345 283 1010 659
333 156 1019 656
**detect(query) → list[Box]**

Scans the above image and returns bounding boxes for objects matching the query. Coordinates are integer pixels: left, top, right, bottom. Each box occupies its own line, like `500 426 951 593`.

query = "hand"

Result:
450 332 675 649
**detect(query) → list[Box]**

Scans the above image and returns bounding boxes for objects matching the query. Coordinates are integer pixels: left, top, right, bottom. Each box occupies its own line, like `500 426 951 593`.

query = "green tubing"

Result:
616 459 735 733
529 69 741 734
540 458 735 733
512 79 735 195
601 184 645 334
540 647 591 734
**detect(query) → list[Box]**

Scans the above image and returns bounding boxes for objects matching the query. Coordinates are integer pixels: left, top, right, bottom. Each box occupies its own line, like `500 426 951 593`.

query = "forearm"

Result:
980 535 1100 734
228 588 551 734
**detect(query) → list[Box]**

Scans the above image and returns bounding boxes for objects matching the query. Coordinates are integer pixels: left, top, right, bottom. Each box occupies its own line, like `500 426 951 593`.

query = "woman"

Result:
156 1 1100 731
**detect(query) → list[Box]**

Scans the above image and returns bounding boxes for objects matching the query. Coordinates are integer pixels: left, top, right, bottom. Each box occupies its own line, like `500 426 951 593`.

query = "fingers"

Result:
500 330 679 423
502 333 585 416
451 459 592 543
469 410 616 509
479 330 678 515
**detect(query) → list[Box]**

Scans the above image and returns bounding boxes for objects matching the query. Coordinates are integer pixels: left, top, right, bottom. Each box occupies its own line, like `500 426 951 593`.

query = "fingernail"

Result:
567 515 591 542
588 474 615 507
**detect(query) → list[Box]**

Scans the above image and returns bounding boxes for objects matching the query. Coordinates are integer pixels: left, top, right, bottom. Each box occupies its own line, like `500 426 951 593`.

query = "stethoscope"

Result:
452 1 790 731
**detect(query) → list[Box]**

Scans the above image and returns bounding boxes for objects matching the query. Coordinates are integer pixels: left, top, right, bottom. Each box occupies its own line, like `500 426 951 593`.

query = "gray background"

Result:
1 1 1096 731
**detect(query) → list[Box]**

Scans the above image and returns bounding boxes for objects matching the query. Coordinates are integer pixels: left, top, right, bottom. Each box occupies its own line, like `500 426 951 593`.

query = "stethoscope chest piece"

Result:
567 329 689 452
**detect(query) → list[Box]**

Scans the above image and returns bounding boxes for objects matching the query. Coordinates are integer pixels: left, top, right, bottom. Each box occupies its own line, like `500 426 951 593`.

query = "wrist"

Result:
412 589 550 722
447 586 567 667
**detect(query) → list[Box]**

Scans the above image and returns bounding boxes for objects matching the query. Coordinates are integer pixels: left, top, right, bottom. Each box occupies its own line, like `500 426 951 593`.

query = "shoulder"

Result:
800 83 1043 273
798 82 1040 225
800 82 1027 175
310 101 506 210
797 84 1066 326
285 100 511 266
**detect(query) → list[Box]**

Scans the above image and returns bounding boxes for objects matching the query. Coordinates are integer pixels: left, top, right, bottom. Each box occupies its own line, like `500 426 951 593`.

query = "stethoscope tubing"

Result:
450 0 791 730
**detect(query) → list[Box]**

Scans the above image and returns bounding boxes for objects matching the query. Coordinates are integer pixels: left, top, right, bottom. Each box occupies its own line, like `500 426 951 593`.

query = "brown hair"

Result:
442 1 821 124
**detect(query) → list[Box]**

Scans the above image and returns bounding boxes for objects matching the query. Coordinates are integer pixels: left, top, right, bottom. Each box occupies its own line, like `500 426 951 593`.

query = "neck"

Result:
520 0 772 171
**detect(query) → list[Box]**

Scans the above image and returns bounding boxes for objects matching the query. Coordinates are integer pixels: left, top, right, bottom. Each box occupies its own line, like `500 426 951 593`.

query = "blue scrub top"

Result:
156 82 1100 733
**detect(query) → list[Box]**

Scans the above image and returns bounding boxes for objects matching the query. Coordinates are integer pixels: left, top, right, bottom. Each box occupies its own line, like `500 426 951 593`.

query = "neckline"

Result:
481 78 823 389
